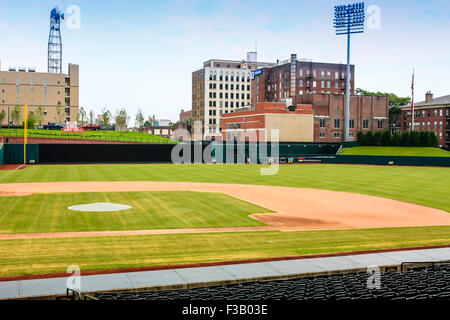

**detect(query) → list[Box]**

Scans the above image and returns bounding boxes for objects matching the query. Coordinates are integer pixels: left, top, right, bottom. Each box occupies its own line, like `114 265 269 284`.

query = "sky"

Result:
1 0 449 123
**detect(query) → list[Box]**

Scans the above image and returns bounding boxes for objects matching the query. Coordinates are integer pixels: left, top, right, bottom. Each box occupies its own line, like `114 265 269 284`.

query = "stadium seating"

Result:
95 263 450 300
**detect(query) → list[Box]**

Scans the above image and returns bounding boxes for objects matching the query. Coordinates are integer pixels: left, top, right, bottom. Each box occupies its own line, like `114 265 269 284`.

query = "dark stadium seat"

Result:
94 263 450 301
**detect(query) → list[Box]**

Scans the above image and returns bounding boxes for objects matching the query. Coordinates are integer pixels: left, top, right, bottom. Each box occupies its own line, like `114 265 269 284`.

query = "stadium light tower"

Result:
48 7 65 73
333 2 365 142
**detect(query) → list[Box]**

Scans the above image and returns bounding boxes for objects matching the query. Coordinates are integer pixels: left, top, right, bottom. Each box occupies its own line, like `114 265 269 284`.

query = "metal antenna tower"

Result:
48 7 65 73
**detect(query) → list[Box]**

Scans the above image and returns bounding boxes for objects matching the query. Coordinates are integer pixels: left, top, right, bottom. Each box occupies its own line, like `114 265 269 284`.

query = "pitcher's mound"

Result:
68 203 132 212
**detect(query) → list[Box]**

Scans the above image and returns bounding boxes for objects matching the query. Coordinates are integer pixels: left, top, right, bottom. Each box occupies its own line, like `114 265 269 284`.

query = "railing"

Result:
400 260 450 273
0 129 179 145
65 288 99 300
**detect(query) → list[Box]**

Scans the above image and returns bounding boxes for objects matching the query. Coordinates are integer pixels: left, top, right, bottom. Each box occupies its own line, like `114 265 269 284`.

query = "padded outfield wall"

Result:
3 142 448 166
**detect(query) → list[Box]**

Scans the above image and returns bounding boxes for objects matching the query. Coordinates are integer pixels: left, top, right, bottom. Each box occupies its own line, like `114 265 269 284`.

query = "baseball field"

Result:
0 163 449 277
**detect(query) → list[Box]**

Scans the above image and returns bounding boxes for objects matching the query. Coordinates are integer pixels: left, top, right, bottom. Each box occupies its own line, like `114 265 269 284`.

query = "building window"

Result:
320 118 325 128
334 132 340 138
43 79 47 85
349 132 354 138
321 81 324 88
378 120 383 128
319 132 325 138
16 86 19 94
349 119 354 128
334 119 340 128
313 81 317 88
363 119 368 129
16 98 20 104
16 78 20 85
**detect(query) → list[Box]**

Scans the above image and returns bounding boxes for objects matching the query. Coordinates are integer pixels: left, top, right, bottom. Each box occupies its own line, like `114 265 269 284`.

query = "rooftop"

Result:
414 94 450 107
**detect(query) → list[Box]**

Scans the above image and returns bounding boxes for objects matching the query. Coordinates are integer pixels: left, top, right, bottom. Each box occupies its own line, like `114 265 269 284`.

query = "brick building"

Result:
221 102 314 142
251 54 354 108
179 109 192 124
222 94 389 143
401 92 450 148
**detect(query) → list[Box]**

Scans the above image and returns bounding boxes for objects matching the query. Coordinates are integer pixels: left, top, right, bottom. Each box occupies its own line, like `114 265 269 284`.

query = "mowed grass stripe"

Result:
1 164 448 212
1 226 450 277
0 191 271 234
340 146 450 157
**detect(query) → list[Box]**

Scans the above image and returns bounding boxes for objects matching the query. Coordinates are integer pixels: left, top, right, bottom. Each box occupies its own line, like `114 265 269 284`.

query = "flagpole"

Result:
411 69 414 131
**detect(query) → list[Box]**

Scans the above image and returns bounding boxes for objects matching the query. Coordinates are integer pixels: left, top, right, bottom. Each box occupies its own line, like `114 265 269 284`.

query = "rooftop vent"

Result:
18 66 26 72
27 67 36 72
8 66 16 71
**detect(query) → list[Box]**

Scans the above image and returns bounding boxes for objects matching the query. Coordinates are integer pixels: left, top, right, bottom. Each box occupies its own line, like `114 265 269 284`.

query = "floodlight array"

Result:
333 2 365 35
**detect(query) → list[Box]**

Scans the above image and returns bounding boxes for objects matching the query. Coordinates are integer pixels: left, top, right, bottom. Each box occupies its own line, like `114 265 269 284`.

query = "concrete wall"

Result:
265 113 314 142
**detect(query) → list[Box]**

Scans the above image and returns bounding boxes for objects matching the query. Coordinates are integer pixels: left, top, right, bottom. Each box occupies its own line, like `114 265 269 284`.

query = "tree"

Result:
35 106 44 126
381 130 392 146
55 101 65 123
357 131 365 146
25 111 37 129
101 108 112 129
373 131 383 146
392 131 402 146
11 105 21 126
115 108 129 131
148 114 156 126
388 106 402 127
0 112 5 125
355 89 410 127
77 107 86 126
420 131 428 147
430 131 439 147
135 109 145 128
364 131 374 146
425 131 433 147
355 88 411 108
401 130 411 146
411 130 421 147
89 110 95 125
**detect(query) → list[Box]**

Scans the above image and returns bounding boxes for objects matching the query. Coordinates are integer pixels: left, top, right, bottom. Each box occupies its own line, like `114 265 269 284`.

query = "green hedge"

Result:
358 130 439 147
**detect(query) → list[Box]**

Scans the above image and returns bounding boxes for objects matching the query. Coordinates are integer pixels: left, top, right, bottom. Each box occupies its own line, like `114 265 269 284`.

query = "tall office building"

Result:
192 53 274 140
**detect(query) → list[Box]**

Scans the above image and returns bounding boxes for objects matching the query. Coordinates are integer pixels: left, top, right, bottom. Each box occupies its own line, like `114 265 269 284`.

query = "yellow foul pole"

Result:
24 104 28 164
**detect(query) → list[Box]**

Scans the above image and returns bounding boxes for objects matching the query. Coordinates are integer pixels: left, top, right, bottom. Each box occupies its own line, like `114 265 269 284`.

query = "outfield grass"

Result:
341 146 450 157
1 164 449 212
0 128 176 144
1 226 449 277
0 191 270 234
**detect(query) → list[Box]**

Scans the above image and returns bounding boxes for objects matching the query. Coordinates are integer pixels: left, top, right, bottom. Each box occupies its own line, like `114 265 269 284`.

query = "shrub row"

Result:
357 130 439 147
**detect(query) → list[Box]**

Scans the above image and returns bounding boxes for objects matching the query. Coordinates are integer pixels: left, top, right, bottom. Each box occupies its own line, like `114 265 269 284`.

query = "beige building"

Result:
0 63 79 126
192 53 275 140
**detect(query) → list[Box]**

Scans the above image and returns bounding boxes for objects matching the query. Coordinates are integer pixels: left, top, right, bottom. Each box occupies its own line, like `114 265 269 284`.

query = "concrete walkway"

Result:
1 247 449 299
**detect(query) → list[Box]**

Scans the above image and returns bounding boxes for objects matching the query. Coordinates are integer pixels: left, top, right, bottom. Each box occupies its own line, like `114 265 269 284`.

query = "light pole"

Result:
334 2 365 141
